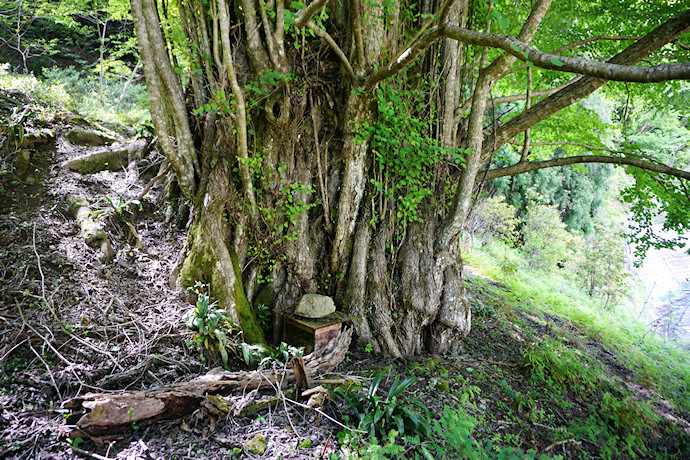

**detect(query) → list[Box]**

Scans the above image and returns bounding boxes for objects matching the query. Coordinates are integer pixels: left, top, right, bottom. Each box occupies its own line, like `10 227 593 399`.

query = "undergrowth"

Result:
0 63 149 128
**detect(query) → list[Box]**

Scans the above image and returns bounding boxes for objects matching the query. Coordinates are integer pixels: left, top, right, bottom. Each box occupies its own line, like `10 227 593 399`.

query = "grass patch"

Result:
467 240 690 413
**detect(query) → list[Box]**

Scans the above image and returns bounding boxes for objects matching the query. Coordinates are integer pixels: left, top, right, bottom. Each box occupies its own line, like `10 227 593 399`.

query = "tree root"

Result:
66 195 113 263
61 328 352 438
61 139 148 174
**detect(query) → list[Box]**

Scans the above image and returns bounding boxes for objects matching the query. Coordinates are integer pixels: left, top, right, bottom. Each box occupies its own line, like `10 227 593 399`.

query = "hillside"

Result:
1 94 689 458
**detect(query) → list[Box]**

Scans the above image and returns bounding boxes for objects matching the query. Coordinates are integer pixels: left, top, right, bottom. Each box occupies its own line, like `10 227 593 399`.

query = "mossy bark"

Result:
177 121 265 344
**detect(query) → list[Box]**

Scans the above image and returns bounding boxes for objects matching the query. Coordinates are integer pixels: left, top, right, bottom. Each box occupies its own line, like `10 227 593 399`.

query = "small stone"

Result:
244 433 267 455
432 378 450 393
49 245 56 251
294 294 336 318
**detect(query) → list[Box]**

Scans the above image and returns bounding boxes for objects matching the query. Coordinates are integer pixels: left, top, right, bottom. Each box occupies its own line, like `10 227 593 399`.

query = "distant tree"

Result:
573 227 630 307
521 199 579 270
0 0 58 73
130 0 690 355
465 195 518 247
492 148 613 234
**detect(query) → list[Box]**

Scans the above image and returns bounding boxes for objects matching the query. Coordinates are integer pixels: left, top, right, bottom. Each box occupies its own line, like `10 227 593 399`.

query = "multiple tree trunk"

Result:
129 0 690 356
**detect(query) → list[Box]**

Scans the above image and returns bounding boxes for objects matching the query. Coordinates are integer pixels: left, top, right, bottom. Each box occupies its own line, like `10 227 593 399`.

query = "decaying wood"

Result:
66 195 113 263
61 139 148 174
62 328 352 438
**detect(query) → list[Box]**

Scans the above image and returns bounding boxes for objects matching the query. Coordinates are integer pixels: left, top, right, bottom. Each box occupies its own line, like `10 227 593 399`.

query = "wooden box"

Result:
283 316 342 354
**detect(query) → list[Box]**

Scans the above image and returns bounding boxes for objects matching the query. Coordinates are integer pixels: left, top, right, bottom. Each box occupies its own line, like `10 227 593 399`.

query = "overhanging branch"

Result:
506 140 626 155
443 23 690 82
550 35 641 55
482 10 690 161
479 155 690 182
307 22 355 81
456 80 575 119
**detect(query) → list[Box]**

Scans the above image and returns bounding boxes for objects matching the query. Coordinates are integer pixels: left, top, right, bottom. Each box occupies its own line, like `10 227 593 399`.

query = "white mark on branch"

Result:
393 48 413 67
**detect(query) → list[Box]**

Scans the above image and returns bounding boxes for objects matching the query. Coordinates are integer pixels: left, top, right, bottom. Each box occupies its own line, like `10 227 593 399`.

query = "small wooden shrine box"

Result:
283 315 343 354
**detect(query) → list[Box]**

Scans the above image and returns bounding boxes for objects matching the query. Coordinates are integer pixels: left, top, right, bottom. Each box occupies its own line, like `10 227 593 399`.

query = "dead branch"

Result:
66 195 114 263
62 328 352 438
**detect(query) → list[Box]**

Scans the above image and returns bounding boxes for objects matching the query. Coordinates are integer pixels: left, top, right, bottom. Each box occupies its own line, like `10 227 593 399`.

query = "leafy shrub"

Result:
185 285 301 369
333 406 553 459
333 372 430 440
572 227 630 306
185 293 234 365
0 63 73 109
239 341 302 369
42 66 149 126
468 195 519 246
569 392 658 459
521 201 581 270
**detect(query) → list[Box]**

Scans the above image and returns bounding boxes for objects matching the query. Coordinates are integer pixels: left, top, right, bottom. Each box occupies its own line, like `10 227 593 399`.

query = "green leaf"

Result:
498 17 509 29
420 445 435 460
550 56 565 66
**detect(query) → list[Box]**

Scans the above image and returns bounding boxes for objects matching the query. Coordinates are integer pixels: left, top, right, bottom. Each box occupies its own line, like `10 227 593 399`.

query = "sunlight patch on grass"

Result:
467 239 690 412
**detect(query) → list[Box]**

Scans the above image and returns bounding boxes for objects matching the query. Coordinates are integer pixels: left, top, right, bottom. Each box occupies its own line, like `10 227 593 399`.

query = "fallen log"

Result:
61 139 148 174
62 328 352 438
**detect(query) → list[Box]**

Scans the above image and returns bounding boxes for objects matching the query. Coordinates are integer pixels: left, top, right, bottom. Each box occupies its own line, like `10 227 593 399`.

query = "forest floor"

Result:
1 102 690 459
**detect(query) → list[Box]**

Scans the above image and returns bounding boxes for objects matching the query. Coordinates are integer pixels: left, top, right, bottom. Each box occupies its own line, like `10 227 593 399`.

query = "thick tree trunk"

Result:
130 0 689 357
177 116 265 344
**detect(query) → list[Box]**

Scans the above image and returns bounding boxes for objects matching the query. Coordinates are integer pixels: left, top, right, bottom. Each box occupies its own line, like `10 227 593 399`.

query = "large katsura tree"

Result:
130 0 690 355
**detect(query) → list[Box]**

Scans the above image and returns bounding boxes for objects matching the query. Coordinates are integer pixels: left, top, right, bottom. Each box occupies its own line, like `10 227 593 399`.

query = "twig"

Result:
0 337 29 363
136 163 171 202
262 366 299 436
320 434 331 458
17 303 74 369
61 327 125 371
69 445 111 460
284 397 365 433
27 341 62 403
32 222 58 321
543 438 581 453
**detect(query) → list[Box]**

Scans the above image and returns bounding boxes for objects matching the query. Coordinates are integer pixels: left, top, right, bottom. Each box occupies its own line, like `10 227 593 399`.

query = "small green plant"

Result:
568 393 658 460
333 372 429 441
239 341 302 369
67 437 84 449
255 303 271 334
93 195 143 244
185 293 234 365
98 195 141 219
522 338 598 390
